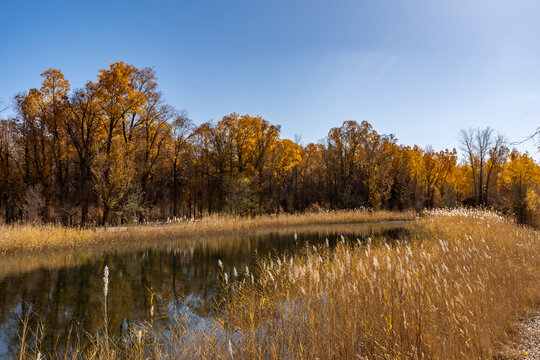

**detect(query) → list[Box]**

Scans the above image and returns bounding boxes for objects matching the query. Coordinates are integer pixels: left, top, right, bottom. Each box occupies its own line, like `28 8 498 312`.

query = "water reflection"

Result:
0 222 409 358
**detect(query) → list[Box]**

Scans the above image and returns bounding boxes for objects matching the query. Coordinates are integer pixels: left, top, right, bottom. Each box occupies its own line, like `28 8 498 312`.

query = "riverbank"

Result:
212 209 540 359
15 208 540 359
0 210 415 255
0 221 409 279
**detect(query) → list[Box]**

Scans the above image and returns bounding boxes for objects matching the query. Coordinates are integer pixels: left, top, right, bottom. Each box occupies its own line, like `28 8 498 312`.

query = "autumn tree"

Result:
93 62 146 224
325 120 396 209
500 151 540 225
14 89 54 220
215 114 281 213
325 120 365 208
66 82 101 224
0 119 24 222
296 143 325 210
190 122 220 213
270 139 302 212
410 146 457 208
168 111 192 217
361 129 396 209
387 145 416 210
39 69 72 223
245 116 280 212
3 63 532 225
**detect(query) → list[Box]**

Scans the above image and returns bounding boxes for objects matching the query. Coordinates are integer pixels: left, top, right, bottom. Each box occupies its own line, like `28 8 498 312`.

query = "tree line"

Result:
0 62 538 225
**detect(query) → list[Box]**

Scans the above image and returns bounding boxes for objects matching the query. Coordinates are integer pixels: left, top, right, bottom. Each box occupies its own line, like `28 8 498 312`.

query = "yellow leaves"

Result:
499 151 540 223
212 113 282 176
500 151 540 190
273 139 302 179
40 69 70 104
526 188 539 212
96 62 148 125
92 141 135 208
20 88 43 118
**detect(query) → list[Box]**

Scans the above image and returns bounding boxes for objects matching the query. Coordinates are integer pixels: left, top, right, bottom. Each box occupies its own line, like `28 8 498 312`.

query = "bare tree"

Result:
170 110 192 217
459 129 479 203
459 127 508 207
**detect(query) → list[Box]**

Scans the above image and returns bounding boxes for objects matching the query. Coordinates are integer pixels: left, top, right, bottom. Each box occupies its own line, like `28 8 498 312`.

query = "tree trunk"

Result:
172 163 178 217
81 199 88 226
102 205 110 226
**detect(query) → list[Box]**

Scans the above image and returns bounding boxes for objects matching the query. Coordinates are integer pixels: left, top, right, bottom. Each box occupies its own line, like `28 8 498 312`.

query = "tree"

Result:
325 120 367 208
459 127 508 207
325 120 396 209
414 147 457 208
0 119 24 222
66 82 101 224
92 143 135 225
500 151 540 225
168 111 192 217
3 63 531 225
39 69 72 223
94 62 146 224
245 115 280 212
15 89 54 220
270 139 302 212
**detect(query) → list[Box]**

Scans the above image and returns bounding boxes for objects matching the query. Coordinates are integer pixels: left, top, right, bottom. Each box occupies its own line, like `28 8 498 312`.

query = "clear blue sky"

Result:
1 0 539 159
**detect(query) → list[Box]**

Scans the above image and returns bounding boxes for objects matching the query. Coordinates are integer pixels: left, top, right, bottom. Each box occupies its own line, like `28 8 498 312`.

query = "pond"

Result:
0 221 410 358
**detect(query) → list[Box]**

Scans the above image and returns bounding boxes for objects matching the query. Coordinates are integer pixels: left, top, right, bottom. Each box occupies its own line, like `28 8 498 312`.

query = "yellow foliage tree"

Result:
499 151 540 224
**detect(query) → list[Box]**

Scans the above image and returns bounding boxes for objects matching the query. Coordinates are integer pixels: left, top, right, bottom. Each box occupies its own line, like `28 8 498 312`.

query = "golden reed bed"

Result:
0 210 414 255
16 209 540 359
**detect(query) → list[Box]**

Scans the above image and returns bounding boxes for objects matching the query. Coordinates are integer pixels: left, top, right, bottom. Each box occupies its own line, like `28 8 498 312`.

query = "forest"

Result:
0 61 538 226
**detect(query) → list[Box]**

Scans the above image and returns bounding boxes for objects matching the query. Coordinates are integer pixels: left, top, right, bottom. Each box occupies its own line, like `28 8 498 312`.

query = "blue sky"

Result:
1 0 539 159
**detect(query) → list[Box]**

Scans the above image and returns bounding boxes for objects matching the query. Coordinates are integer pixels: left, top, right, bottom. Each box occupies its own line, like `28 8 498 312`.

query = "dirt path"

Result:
502 315 540 359
518 315 540 360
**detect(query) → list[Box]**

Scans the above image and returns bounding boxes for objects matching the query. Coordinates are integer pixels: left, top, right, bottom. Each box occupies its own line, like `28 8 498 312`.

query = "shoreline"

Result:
0 220 412 279
0 210 415 256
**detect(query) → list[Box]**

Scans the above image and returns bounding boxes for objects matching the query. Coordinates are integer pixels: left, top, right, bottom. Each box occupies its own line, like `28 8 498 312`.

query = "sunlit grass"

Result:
0 221 406 279
0 210 414 255
203 209 539 359
0 224 104 255
16 209 539 359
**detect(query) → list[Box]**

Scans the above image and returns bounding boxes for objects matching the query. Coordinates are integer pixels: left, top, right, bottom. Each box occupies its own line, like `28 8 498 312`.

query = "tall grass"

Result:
16 209 539 359
0 221 406 278
0 224 103 255
217 209 540 359
0 210 413 254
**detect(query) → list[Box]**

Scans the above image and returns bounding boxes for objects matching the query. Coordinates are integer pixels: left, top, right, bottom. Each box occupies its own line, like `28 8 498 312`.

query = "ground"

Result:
517 315 540 360
500 314 540 360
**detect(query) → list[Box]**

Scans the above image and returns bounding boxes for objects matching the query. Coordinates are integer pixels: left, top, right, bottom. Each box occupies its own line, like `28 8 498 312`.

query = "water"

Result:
0 222 409 358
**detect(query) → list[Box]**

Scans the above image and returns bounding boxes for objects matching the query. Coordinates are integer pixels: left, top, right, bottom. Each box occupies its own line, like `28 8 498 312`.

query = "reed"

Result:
217 209 540 359
15 209 539 359
0 210 413 254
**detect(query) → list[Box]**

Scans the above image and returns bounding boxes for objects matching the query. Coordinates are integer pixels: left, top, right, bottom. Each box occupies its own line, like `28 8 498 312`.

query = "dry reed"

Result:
15 209 540 359
0 210 413 255
216 209 540 359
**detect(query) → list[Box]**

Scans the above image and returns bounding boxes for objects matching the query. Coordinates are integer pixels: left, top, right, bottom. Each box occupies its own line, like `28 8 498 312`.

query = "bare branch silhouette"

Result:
0 100 8 114
511 127 540 146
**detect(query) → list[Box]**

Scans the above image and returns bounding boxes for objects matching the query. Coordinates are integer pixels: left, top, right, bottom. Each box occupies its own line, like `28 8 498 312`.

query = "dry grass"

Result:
16 209 540 359
0 221 407 279
204 209 539 359
0 224 104 255
0 210 413 255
